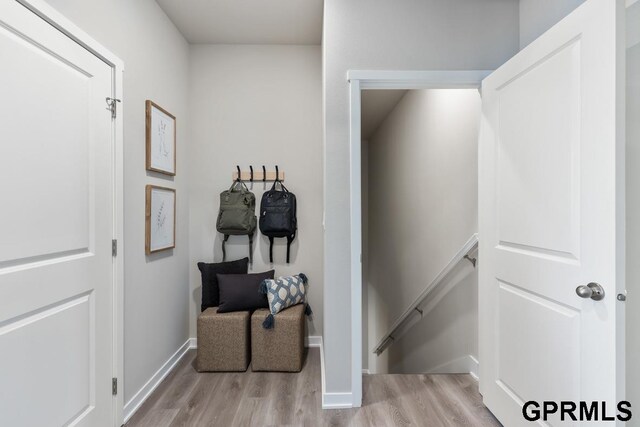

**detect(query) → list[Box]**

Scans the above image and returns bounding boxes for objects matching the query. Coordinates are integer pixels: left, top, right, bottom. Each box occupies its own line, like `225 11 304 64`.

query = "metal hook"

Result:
262 165 266 182
236 165 241 181
249 165 254 182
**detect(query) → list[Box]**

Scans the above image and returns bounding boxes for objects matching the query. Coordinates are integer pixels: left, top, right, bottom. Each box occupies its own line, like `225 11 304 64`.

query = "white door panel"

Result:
496 39 581 260
0 1 114 426
479 0 625 425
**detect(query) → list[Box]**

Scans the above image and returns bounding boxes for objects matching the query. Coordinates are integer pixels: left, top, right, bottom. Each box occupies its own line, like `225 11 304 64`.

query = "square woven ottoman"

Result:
197 308 250 372
251 304 305 372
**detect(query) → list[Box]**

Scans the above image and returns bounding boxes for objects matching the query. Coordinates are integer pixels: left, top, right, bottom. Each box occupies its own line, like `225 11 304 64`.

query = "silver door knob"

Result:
575 282 605 301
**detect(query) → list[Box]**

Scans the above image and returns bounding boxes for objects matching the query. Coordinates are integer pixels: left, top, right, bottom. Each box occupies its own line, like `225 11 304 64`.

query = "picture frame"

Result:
145 185 176 254
146 100 176 175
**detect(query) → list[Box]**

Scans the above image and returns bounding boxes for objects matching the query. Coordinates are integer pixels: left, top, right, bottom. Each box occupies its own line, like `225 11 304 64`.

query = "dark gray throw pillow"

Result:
217 270 275 313
197 257 249 312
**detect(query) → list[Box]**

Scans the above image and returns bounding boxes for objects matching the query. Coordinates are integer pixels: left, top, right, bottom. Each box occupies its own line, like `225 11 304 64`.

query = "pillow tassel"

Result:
304 303 313 316
259 279 269 294
299 273 308 284
262 313 275 329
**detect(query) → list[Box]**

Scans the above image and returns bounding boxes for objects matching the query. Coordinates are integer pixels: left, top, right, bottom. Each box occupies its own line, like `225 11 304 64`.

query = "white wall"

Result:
363 89 480 374
323 0 519 395
519 0 585 49
626 0 640 412
188 45 324 337
43 0 190 405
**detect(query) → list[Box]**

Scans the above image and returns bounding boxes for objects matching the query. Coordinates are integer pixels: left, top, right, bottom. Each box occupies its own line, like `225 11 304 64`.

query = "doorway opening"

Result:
361 87 481 377
348 71 489 406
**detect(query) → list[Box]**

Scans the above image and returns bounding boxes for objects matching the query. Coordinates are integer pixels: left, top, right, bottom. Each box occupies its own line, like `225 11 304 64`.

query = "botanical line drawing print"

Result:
146 100 176 175
154 200 167 240
157 120 169 159
146 186 175 254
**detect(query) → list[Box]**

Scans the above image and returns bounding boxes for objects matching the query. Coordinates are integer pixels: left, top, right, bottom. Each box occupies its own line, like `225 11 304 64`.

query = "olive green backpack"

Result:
216 180 256 262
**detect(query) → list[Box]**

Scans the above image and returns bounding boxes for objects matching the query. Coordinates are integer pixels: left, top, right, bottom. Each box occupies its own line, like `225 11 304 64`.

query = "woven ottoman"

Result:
197 308 250 372
251 304 305 372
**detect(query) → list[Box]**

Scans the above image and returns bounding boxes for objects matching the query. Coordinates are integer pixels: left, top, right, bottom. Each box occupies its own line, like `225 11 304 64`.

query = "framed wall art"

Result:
146 100 176 175
145 185 176 254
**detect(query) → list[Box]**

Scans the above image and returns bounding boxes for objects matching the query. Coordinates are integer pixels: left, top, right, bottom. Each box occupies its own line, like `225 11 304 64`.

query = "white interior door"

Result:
0 2 115 426
479 0 625 425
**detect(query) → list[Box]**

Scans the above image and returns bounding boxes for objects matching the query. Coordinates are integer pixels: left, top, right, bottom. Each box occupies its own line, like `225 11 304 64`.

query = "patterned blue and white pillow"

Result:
259 273 312 328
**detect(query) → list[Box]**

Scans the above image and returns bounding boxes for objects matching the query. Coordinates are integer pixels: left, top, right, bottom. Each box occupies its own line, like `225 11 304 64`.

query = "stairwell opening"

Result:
360 88 482 377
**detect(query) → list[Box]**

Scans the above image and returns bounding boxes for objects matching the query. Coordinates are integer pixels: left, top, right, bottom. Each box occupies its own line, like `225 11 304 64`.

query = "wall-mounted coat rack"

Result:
232 165 285 182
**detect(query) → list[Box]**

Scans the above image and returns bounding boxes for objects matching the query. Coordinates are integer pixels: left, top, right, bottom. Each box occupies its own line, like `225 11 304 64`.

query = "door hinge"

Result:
112 239 118 257
112 378 118 395
106 97 121 119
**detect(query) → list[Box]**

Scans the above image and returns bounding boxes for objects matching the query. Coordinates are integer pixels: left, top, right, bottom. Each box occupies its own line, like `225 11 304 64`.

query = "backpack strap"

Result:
229 180 248 193
269 236 274 263
223 234 253 263
222 234 229 261
286 234 295 263
268 179 288 195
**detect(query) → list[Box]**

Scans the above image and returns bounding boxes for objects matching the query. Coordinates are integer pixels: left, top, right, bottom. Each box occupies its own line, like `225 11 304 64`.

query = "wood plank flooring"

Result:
125 349 501 427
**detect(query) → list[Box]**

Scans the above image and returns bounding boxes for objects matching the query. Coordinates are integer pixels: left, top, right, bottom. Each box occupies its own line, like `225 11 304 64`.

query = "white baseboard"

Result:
318 336 354 409
123 339 193 423
468 355 479 381
306 335 322 348
362 369 370 374
189 336 321 349
323 391 354 409
426 354 479 380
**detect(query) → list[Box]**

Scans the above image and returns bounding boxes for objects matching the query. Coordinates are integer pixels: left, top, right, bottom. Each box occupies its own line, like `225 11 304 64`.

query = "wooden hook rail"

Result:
232 169 285 182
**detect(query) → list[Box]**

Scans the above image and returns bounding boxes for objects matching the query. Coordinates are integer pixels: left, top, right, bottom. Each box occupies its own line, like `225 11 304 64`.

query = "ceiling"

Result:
361 90 407 140
155 0 324 44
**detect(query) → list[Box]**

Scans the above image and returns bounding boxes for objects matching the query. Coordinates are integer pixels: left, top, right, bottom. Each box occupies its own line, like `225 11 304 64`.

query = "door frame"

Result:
346 70 490 407
15 0 125 424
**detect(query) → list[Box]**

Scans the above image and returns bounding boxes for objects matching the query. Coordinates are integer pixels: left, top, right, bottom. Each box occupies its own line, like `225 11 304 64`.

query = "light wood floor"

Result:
125 348 501 427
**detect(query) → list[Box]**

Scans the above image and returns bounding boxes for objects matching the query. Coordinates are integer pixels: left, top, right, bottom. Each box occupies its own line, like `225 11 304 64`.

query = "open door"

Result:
0 2 117 426
479 0 625 425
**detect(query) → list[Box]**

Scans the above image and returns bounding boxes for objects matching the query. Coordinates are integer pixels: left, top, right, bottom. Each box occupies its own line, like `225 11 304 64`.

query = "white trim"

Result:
111 49 125 427
187 336 322 349
123 339 192 423
306 335 323 347
317 336 354 409
323 392 354 409
362 369 370 375
16 0 123 67
628 0 640 49
319 336 326 404
426 354 480 380
13 1 126 425
469 355 480 381
347 70 491 89
349 78 363 408
347 70 487 410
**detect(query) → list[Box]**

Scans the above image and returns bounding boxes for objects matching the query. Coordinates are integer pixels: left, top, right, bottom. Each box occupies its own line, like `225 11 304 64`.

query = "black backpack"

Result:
259 180 297 263
217 180 257 262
